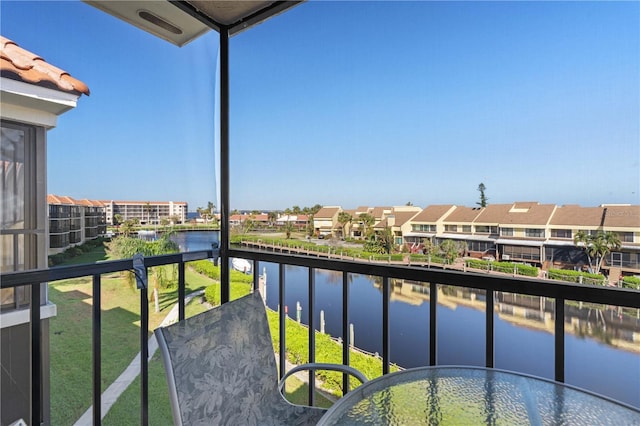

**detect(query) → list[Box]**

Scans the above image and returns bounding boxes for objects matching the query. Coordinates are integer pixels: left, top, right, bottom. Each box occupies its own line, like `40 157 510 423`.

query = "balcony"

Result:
2 1 639 424
2 247 639 425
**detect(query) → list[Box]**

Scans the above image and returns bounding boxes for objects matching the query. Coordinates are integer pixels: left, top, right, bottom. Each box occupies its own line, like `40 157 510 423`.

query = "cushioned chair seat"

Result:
155 291 362 425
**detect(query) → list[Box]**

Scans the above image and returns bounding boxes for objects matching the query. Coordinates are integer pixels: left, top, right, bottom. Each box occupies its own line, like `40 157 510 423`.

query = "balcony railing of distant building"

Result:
2 247 640 425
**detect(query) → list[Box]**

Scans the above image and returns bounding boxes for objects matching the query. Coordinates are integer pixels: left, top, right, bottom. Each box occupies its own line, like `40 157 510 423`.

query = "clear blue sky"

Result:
3 1 638 211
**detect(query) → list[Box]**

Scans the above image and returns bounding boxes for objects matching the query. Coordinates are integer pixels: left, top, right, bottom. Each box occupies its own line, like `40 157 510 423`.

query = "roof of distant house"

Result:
48 194 104 206
99 200 187 205
500 203 557 226
602 205 640 228
411 205 456 223
1 36 90 96
375 210 419 229
314 206 341 219
443 206 484 223
549 205 605 227
371 207 392 219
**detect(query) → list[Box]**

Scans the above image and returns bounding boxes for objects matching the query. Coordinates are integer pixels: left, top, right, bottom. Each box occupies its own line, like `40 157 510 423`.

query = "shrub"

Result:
622 276 640 290
190 260 253 285
465 259 539 277
548 269 606 285
466 259 487 269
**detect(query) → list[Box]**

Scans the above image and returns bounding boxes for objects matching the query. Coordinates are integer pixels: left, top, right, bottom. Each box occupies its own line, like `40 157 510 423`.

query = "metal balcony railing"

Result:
2 247 640 425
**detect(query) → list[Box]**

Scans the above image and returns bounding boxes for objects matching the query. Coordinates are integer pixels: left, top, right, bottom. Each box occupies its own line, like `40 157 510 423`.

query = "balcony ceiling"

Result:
85 1 303 46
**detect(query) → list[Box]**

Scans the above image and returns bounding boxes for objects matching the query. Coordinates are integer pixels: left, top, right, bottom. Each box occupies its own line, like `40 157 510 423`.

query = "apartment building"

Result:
320 202 639 276
373 206 422 246
101 199 187 225
313 206 341 237
405 205 457 246
1 36 89 425
47 195 107 254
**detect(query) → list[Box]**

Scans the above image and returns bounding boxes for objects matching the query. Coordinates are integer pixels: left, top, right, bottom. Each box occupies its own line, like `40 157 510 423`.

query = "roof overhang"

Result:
495 239 543 247
1 77 81 128
84 1 304 46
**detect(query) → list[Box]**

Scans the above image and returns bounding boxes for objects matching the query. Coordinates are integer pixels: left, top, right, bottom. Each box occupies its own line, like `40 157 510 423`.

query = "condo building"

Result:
313 202 640 277
101 199 187 225
47 195 107 254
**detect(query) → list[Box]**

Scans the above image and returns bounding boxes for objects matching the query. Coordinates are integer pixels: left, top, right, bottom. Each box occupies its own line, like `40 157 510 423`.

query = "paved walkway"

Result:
73 290 204 426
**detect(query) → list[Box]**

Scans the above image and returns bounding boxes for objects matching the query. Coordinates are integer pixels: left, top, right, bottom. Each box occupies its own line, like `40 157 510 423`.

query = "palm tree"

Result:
282 220 295 239
574 231 621 274
439 239 460 264
337 211 353 239
267 211 278 227
120 220 135 237
378 226 395 254
144 202 152 224
108 233 178 312
422 238 437 257
306 215 315 237
146 235 179 312
359 213 375 239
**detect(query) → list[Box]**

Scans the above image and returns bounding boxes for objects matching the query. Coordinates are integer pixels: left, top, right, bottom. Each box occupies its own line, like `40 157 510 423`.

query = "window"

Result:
500 228 514 237
475 225 497 234
1 121 45 309
525 228 545 238
619 232 634 243
445 225 457 232
551 229 572 239
467 241 494 252
411 224 435 232
501 245 541 262
462 225 471 233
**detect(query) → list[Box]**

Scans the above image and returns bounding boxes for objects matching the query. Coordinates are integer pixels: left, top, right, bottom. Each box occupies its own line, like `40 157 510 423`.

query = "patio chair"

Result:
154 291 367 425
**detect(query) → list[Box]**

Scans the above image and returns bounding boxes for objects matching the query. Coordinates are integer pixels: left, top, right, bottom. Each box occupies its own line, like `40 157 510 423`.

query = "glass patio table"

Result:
318 366 640 425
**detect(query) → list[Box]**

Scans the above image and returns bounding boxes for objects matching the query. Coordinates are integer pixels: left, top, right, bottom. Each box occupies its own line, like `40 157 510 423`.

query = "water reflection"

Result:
374 279 640 354
262 264 640 407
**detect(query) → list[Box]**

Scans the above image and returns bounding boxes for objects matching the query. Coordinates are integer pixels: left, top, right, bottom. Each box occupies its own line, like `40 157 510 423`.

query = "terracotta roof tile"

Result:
1 36 90 96
48 194 105 207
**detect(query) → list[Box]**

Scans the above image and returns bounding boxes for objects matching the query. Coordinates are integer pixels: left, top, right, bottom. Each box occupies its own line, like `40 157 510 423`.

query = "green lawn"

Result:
49 244 339 424
49 246 219 424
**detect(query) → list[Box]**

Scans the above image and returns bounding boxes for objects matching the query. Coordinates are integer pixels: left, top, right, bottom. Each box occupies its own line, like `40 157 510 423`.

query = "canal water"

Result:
172 231 640 408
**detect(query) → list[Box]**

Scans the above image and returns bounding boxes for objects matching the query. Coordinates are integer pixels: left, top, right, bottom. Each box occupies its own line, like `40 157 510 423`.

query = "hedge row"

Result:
465 259 539 277
408 254 446 263
234 235 454 264
48 237 108 266
190 260 254 285
547 269 606 285
622 276 640 290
